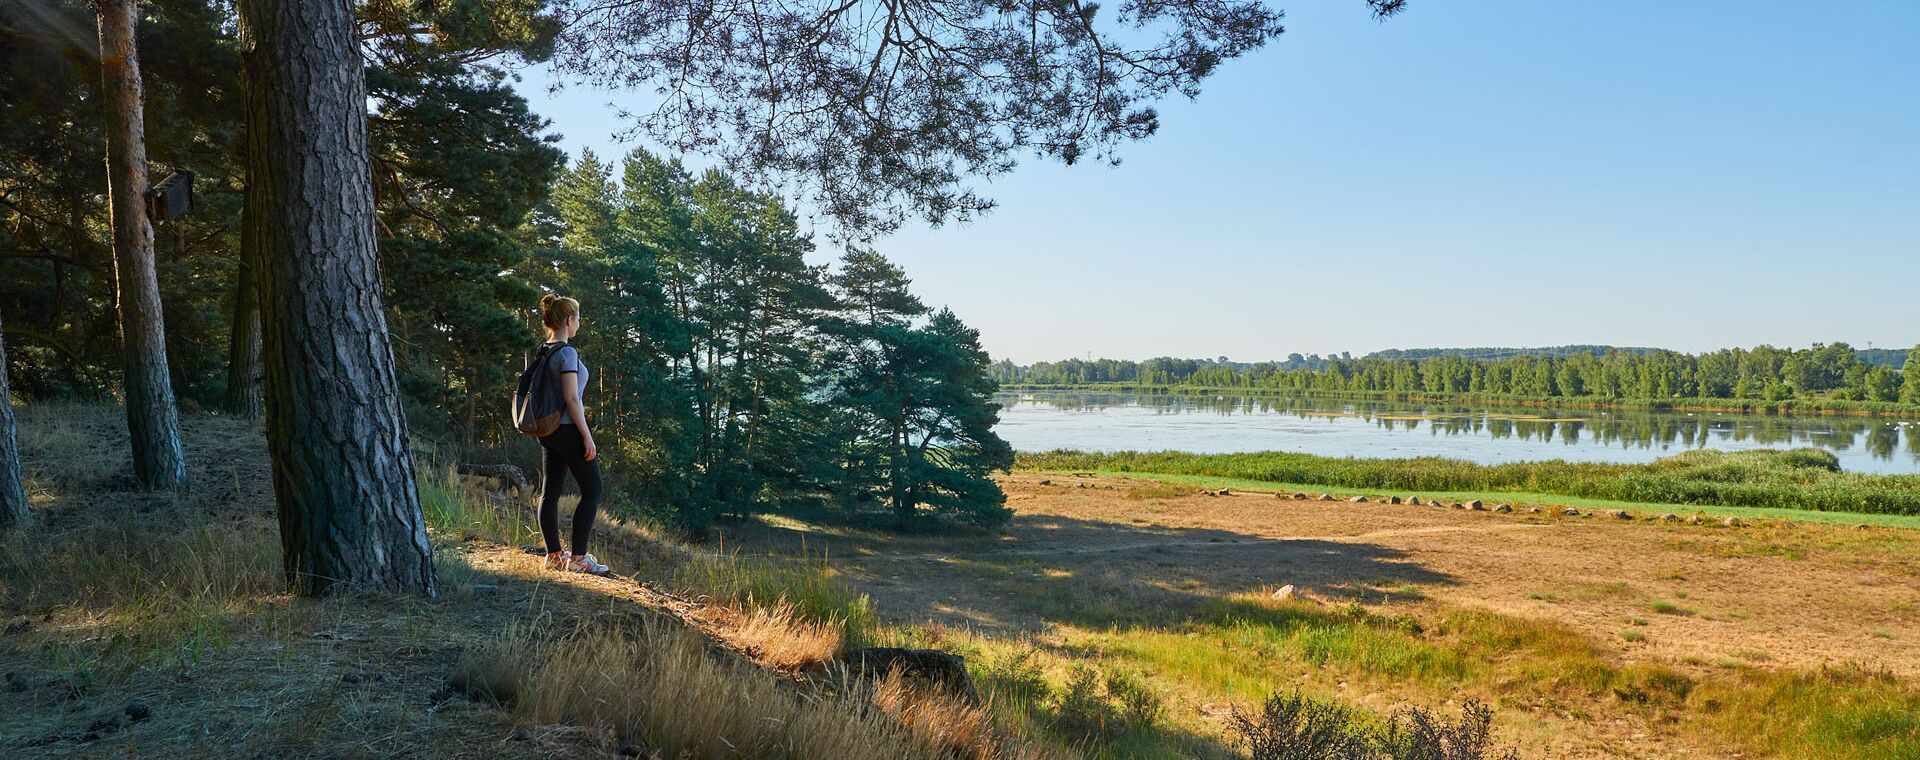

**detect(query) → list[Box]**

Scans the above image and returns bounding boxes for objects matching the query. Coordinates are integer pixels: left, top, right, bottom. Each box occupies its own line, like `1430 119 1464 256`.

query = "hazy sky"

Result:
512 1 1920 364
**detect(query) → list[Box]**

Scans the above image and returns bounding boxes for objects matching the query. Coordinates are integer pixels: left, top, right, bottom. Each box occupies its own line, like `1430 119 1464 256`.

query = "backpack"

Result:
512 343 567 438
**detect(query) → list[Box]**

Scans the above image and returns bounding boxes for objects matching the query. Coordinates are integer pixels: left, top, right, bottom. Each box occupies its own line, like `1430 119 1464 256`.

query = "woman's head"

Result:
540 294 581 336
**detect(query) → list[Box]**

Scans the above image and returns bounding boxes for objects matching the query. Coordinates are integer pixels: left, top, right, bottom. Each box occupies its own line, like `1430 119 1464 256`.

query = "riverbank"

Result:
1001 383 1920 419
1017 448 1920 518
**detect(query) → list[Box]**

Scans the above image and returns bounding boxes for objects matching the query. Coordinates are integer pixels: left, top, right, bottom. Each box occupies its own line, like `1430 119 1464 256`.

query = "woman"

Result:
535 294 609 575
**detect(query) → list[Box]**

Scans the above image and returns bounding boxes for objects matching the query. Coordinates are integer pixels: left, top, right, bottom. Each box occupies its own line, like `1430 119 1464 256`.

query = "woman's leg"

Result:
536 430 574 555
565 452 602 556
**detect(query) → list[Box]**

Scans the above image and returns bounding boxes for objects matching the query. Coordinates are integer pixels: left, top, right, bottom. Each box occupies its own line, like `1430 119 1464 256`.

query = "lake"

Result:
993 390 1920 475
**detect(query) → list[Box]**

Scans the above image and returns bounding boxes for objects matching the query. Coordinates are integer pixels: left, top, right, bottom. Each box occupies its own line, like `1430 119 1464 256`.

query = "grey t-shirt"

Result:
545 342 587 424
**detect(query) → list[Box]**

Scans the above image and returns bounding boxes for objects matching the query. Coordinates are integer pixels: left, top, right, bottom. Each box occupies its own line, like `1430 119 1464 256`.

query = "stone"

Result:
1318 493 1335 501
1608 510 1632 520
1465 499 1483 510
1493 504 1513 513
1217 488 1231 496
1408 497 1423 506
1272 584 1297 600
1853 523 1872 530
1686 514 1703 525
1388 496 1402 505
1722 517 1743 528
1348 495 1369 503
1037 479 1051 486
1451 502 1466 509
1562 508 1582 516
839 648 979 701
1526 506 1541 514
1292 492 1307 500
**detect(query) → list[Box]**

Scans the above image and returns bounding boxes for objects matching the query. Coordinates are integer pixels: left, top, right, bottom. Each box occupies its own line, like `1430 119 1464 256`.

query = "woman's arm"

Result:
559 372 596 461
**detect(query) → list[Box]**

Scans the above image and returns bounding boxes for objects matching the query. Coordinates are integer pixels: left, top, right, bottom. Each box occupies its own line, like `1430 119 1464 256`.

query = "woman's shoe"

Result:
544 551 570 570
567 553 610 575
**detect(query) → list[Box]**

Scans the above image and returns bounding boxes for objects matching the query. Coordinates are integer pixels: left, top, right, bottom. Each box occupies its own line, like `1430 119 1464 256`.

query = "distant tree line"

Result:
1000 343 1920 406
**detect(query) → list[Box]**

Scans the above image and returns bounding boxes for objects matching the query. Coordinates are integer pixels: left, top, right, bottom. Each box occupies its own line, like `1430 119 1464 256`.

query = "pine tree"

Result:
0 310 28 532
238 0 434 595
98 0 189 488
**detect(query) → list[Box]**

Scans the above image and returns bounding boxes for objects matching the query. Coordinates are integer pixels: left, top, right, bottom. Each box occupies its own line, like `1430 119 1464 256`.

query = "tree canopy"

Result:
551 0 1407 232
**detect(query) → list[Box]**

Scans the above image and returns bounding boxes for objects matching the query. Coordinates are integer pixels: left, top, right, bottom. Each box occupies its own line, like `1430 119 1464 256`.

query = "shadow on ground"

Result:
720 511 1457 633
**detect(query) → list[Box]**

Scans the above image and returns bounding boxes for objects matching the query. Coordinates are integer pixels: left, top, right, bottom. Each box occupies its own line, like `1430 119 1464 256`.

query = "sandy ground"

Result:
718 473 1920 759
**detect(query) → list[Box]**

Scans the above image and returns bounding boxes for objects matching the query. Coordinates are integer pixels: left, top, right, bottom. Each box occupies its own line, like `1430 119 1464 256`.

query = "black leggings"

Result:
537 424 602 556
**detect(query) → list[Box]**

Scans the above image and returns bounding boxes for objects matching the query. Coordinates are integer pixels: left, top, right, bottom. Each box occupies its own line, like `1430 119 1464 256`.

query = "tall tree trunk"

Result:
238 0 435 596
224 184 263 419
97 0 188 489
0 312 29 532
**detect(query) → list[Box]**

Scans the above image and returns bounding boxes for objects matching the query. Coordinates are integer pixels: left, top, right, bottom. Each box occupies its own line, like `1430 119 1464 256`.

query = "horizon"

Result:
513 0 1920 364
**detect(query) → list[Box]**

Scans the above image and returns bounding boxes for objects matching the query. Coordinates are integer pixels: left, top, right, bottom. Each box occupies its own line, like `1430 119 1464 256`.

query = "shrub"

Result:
1232 691 1524 760
1231 690 1374 760
1052 666 1122 741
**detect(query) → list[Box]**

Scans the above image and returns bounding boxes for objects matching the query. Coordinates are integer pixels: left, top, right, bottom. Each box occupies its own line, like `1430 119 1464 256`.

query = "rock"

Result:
1292 492 1307 500
1318 493 1335 501
1217 488 1231 496
1853 523 1872 530
1272 584 1297 600
1408 496 1423 506
1384 496 1400 505
1686 514 1703 525
1607 510 1632 520
1451 502 1466 509
1493 504 1513 513
124 703 150 724
1659 513 1679 522
1722 517 1743 528
1348 495 1369 503
1526 506 1541 514
1561 508 1581 516
1037 479 1051 486
839 648 979 701
1465 499 1483 510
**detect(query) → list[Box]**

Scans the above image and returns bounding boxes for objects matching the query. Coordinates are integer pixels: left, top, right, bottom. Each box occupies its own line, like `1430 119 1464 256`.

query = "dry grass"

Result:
696 599 846 671
871 668 1010 760
454 617 958 759
1 403 1040 758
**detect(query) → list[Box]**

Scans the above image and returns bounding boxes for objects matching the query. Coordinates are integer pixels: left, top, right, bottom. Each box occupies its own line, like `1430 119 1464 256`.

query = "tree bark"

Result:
224 174 263 419
97 0 189 489
238 0 435 596
0 311 29 532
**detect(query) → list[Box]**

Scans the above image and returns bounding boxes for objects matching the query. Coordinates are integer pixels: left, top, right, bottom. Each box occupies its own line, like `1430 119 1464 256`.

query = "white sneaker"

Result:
567 553 610 575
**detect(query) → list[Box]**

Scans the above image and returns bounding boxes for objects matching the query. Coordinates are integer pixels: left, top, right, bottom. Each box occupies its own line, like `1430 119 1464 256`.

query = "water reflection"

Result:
996 391 1920 475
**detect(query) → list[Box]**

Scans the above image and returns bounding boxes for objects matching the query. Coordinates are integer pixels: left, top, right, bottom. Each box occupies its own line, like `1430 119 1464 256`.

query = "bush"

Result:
1230 690 1373 760
1232 691 1523 760
1048 664 1168 743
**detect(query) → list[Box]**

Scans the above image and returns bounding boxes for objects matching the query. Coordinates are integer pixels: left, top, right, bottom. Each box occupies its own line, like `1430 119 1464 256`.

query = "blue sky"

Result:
513 1 1920 364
